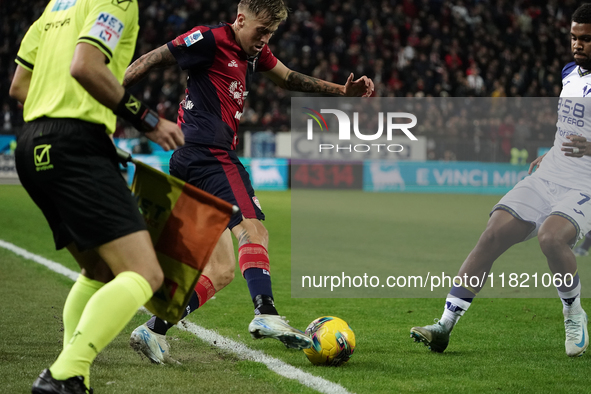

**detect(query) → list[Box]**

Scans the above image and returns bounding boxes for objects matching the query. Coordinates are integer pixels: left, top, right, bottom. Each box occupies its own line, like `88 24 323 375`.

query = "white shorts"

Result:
492 175 591 244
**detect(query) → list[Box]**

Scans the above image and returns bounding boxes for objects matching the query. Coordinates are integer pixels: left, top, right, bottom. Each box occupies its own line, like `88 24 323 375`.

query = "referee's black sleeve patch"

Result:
16 56 34 70
112 0 132 11
78 36 113 64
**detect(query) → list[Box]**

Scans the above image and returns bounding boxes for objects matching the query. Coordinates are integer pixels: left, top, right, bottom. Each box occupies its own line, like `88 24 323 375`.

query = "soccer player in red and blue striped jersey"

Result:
124 0 374 363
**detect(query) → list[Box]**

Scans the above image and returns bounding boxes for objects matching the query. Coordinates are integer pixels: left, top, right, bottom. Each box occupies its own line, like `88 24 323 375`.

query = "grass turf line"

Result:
3 185 591 393
0 248 318 394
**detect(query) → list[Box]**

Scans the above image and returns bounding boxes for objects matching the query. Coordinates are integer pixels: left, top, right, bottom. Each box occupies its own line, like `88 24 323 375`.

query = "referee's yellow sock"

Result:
62 275 104 346
50 271 153 388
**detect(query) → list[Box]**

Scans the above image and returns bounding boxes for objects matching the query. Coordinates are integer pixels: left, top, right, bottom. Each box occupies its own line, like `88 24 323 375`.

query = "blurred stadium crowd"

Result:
0 0 583 159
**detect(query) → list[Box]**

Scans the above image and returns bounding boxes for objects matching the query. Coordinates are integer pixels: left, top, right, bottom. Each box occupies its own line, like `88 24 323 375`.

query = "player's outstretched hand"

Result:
145 118 184 151
528 153 546 174
344 73 374 97
561 135 588 158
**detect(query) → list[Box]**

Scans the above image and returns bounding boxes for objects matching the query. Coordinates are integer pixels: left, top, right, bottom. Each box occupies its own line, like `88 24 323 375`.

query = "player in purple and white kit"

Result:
123 0 374 363
410 3 591 357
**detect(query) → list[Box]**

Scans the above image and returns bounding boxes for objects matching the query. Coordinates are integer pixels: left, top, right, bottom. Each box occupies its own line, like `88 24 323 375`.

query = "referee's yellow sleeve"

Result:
15 18 42 72
76 0 138 63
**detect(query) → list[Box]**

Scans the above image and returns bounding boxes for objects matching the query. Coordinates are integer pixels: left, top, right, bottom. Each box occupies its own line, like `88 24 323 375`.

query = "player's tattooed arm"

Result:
265 61 373 97
284 71 344 95
264 60 346 95
123 44 177 88
237 229 251 247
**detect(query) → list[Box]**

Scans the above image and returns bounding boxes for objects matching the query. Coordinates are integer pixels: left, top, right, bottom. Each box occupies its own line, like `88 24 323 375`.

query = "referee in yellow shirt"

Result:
9 0 184 393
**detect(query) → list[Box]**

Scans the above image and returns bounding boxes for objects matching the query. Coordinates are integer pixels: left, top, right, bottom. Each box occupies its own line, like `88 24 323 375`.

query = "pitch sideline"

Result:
0 239 352 394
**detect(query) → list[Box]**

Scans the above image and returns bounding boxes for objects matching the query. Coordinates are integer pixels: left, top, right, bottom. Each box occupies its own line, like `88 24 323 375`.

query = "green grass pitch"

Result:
1 185 590 393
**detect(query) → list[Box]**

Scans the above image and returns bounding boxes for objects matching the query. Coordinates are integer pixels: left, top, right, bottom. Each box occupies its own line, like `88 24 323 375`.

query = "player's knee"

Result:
479 220 526 251
204 264 234 291
478 227 504 249
538 231 566 256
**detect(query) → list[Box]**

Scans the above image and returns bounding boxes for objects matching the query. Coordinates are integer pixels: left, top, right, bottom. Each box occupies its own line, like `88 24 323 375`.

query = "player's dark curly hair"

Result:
573 3 591 23
238 0 288 25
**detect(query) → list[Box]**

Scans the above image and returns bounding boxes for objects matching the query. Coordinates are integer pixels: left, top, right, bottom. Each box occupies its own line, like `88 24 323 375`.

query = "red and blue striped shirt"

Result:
167 23 278 150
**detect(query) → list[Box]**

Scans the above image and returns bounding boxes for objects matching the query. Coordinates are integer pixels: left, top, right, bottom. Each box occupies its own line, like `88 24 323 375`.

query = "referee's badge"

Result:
87 13 124 52
34 144 54 171
124 95 141 114
51 0 76 12
111 0 132 11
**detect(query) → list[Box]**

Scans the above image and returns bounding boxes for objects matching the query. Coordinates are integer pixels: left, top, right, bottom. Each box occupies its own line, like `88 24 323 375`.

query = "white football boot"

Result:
248 314 312 349
130 324 177 364
564 311 589 357
410 319 452 353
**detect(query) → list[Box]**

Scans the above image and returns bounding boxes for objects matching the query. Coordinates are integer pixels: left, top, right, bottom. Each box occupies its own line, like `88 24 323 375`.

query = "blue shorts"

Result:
170 144 264 229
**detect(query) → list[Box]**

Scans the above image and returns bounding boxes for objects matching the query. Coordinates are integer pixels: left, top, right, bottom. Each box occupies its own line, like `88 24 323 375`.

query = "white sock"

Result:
440 297 472 329
562 297 583 316
557 280 582 315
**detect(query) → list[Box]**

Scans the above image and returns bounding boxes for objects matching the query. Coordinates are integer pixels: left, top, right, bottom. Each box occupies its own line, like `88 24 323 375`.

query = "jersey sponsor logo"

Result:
51 0 76 12
44 18 70 31
182 98 194 110
557 98 586 127
234 111 242 120
88 12 125 52
34 144 54 171
183 30 203 47
583 85 591 97
228 60 238 67
574 209 585 216
112 0 132 11
229 81 245 105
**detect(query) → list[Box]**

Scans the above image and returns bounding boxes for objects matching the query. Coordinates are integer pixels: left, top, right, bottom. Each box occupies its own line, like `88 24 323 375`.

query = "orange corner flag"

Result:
131 161 235 323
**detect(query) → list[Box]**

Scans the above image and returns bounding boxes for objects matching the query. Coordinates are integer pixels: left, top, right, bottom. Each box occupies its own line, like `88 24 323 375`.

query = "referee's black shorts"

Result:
170 144 265 229
15 118 146 251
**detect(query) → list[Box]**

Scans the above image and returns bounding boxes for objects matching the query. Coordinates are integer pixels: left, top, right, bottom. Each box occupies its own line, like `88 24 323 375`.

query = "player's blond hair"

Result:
238 0 288 25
